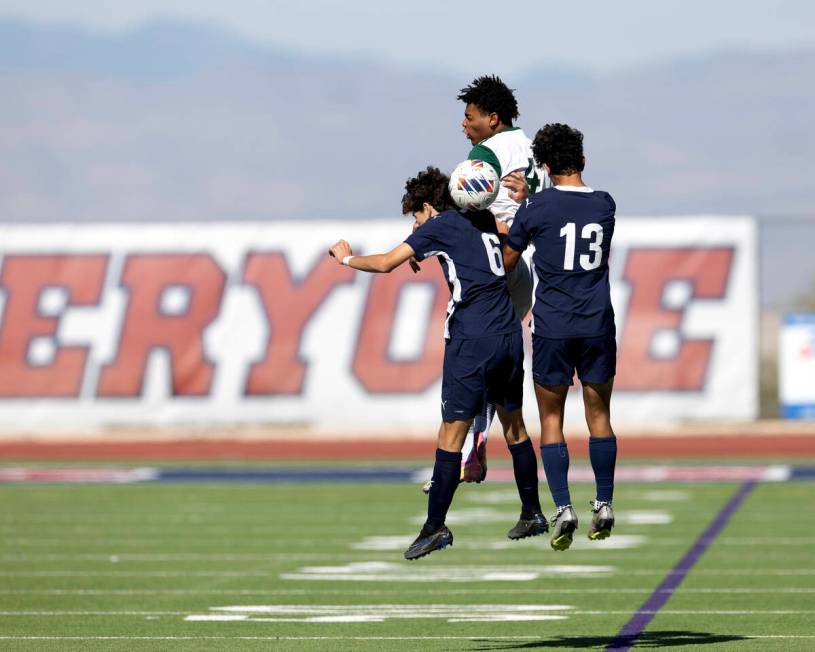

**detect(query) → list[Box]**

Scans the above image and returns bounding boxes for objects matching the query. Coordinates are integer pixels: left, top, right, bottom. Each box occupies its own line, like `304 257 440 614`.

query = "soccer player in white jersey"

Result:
456 75 548 484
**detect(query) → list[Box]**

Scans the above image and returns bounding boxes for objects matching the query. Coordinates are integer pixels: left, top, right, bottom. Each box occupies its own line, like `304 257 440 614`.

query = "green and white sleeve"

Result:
467 144 502 178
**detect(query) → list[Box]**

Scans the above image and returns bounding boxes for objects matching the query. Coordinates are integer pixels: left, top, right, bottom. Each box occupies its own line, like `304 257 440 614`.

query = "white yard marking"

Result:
1 608 813 618
352 534 646 551
0 570 313 577
463 490 520 504
415 508 672 526
492 535 648 551
5 566 814 578
628 569 815 576
280 561 613 582
1 636 814 642
15 587 815 594
617 510 673 525
351 537 412 551
0 611 187 616
0 553 348 561
412 508 514 525
641 490 690 501
763 465 793 481
2 587 814 596
185 604 572 623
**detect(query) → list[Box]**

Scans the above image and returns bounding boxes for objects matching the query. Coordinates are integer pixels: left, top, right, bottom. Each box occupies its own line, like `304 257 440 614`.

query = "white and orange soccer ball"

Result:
448 159 500 211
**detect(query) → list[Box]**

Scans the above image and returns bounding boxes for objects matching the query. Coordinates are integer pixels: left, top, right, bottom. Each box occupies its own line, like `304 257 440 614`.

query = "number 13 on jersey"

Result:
560 222 604 271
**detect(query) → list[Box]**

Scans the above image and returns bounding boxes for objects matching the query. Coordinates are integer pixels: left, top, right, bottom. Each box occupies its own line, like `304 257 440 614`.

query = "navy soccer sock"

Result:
508 438 542 517
425 448 462 532
589 435 617 504
540 442 572 509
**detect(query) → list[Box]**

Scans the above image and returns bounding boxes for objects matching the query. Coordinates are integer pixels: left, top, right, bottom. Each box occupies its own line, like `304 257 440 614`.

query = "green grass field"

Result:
1 475 814 651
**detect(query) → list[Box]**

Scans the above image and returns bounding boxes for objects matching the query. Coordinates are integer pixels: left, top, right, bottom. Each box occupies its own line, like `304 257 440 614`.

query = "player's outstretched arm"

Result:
328 240 416 273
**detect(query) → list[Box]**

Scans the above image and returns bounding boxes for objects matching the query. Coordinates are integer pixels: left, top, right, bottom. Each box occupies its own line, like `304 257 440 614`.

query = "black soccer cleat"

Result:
404 524 454 560
507 511 549 540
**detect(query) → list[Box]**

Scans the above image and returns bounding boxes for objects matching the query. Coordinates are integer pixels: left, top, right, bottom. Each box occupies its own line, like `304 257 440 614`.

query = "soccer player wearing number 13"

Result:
504 123 618 551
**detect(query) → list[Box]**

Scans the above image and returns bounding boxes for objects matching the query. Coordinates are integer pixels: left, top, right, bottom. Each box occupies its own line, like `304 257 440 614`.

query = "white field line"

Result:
0 587 814 595
0 553 360 561
468 490 692 504
3 568 815 577
3 554 813 565
279 561 613 583
0 539 341 548
351 534 647 552
0 609 813 617
10 501 809 524
1 587 815 596
5 537 815 554
187 604 574 623
0 516 799 531
415 508 674 526
0 636 814 641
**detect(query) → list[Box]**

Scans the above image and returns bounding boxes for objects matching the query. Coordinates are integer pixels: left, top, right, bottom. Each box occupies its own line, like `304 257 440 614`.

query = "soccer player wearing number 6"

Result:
504 123 618 551
329 167 547 560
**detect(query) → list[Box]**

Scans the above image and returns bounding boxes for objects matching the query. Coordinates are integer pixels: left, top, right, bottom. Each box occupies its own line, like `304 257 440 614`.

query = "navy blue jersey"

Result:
405 209 519 340
507 187 616 338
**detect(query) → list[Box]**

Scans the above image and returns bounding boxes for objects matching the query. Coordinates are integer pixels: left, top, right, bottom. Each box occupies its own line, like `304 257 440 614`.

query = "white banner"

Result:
0 217 757 429
779 313 815 419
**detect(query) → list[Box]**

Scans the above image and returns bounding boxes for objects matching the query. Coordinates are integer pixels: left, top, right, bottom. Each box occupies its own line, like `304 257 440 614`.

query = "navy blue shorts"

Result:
532 333 617 386
441 330 524 421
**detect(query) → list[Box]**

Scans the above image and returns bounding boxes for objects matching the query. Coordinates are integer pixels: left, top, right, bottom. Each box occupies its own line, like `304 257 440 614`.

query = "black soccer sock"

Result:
425 448 462 532
540 442 572 509
508 438 542 517
589 435 617 504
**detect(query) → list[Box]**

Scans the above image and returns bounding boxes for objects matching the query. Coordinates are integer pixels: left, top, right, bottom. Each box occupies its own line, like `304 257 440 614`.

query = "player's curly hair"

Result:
531 123 585 175
457 75 519 126
401 166 455 214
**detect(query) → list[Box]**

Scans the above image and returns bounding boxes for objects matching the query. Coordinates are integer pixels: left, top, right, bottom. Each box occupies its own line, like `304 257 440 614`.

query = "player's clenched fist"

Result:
328 239 353 263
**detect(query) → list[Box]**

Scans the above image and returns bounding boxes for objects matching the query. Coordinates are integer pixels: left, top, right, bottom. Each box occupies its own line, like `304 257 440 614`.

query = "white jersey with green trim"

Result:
467 127 548 226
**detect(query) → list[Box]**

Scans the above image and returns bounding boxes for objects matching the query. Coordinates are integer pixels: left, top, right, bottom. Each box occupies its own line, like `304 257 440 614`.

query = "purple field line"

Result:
605 480 758 652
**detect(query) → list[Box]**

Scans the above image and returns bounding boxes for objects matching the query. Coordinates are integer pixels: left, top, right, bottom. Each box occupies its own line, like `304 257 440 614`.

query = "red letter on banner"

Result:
616 247 733 391
0 254 107 397
97 254 225 397
353 265 448 393
242 252 354 395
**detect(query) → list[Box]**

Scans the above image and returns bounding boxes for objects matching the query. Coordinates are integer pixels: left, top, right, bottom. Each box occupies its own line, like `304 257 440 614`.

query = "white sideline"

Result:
1 587 814 595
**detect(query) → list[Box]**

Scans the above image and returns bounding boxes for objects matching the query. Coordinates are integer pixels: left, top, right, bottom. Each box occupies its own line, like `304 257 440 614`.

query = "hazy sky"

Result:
1 0 814 76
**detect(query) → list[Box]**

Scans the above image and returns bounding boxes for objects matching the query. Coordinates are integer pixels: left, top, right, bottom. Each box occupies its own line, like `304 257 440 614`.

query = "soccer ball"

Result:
448 159 500 211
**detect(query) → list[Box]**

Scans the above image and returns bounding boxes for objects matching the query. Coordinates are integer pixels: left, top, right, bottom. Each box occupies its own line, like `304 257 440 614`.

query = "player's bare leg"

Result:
496 404 527 446
496 405 548 539
535 383 578 550
583 378 614 439
583 378 617 540
459 402 493 482
406 418 472 560
436 418 473 452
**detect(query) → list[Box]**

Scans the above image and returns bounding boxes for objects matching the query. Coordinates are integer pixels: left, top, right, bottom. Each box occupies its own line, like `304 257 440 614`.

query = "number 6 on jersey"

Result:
481 233 506 276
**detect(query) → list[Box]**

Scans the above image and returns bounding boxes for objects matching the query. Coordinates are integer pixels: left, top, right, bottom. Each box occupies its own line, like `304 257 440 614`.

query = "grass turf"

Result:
0 477 813 650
